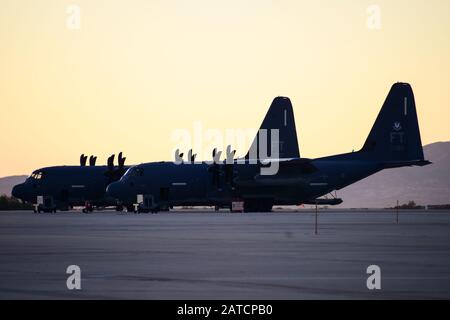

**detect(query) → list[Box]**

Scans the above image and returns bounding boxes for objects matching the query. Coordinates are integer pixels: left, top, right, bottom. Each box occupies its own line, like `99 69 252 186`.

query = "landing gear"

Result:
33 206 56 213
133 194 161 214
243 199 273 213
134 206 159 214
39 208 56 213
59 205 70 211
82 202 93 213
34 196 57 213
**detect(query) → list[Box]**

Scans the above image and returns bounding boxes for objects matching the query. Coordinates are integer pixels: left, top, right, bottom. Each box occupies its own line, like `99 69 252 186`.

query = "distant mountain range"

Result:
0 175 27 196
0 142 449 207
337 142 450 208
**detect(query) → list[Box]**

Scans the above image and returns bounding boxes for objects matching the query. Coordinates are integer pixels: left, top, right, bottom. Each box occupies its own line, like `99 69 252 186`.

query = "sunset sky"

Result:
1 0 449 177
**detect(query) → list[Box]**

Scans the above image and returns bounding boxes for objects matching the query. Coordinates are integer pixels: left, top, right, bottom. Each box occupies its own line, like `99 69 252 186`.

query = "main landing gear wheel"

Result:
243 199 273 213
82 204 93 213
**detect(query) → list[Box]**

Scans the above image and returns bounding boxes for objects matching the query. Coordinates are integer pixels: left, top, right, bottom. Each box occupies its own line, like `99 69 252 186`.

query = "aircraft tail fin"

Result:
361 83 426 164
245 97 300 160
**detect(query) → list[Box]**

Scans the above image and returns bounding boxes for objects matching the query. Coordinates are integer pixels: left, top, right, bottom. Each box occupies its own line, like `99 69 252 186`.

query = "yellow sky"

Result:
1 0 449 177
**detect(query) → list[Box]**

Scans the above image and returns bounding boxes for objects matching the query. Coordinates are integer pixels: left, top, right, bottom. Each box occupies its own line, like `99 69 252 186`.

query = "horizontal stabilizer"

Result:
381 159 432 169
302 198 343 206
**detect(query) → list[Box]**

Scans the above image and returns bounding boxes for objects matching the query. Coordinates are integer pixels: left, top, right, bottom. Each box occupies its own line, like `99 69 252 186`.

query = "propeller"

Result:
80 154 88 166
224 145 236 186
208 148 223 188
174 149 184 164
104 153 128 183
107 154 115 171
212 148 222 164
208 147 238 189
188 149 197 163
89 155 97 166
118 152 126 168
225 145 236 164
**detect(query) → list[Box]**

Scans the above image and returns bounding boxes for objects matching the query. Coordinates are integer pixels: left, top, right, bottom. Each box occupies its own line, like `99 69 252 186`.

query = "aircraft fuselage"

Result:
107 154 382 209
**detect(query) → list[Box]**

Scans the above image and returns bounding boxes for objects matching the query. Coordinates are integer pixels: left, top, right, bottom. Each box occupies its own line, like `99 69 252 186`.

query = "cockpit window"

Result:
31 171 44 180
124 167 144 178
132 167 144 177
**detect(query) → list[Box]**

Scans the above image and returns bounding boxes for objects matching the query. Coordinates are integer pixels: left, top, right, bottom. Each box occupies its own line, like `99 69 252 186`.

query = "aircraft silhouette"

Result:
12 152 130 212
106 83 430 212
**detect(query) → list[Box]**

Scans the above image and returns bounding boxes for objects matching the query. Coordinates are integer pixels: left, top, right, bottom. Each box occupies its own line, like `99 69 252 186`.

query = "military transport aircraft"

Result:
12 153 130 212
106 83 431 212
11 91 298 213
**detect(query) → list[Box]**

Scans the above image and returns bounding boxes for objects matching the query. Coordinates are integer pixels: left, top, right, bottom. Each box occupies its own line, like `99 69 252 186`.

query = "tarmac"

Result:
1 209 450 299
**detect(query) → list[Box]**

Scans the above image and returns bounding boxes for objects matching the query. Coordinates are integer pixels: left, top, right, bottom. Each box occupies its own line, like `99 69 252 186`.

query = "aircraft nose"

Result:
106 181 122 200
12 183 25 199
